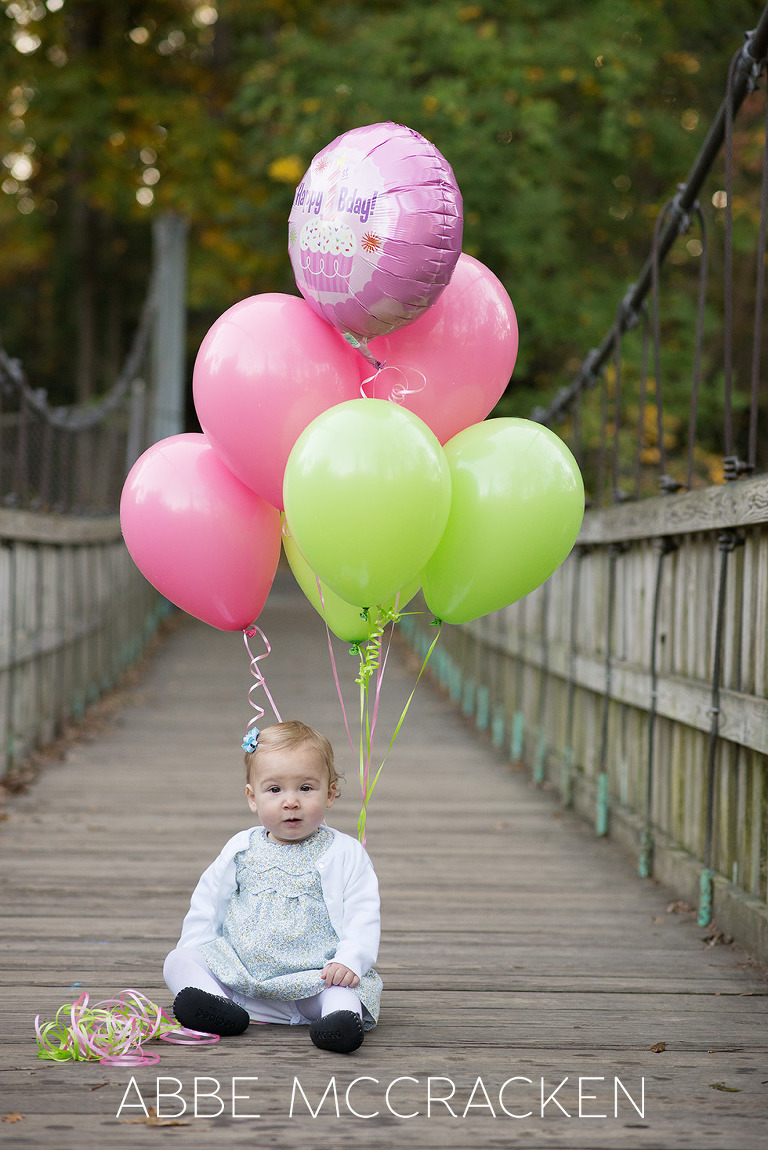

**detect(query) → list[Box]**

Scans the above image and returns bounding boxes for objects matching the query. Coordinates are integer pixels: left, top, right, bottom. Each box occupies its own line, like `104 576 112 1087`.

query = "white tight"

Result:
163 947 363 1027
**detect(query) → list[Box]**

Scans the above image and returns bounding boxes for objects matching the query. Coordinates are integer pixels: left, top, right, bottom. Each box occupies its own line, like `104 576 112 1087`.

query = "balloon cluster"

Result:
121 122 583 841
121 121 584 642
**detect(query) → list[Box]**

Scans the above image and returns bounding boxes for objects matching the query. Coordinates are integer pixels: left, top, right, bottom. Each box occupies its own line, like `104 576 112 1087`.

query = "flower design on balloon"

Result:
361 232 381 254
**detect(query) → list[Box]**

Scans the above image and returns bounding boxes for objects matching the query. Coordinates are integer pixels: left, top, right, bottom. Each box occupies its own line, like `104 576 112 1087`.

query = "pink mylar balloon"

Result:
360 253 518 444
120 434 281 631
288 122 463 355
193 293 361 510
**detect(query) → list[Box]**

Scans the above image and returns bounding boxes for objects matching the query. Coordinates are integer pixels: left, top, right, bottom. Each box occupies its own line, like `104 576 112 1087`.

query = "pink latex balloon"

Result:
120 434 281 631
288 122 463 356
193 293 361 510
360 253 518 444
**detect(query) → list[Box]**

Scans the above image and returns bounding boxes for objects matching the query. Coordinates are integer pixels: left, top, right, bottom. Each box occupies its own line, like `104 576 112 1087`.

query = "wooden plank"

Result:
1 579 766 1149
0 508 122 545
578 473 768 544
465 624 768 756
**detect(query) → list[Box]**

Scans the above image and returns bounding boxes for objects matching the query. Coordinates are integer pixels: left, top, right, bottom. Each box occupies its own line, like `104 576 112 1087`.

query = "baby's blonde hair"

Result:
244 720 340 794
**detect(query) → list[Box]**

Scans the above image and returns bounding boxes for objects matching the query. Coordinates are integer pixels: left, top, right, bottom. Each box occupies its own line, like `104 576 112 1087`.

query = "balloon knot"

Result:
430 617 442 626
349 643 360 656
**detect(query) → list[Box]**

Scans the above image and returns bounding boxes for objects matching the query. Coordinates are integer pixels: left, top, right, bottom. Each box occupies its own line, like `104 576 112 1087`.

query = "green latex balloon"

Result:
421 418 584 624
282 522 419 643
283 398 451 608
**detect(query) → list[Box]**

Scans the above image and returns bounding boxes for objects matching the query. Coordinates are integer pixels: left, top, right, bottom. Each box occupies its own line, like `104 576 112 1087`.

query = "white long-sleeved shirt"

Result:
177 825 381 979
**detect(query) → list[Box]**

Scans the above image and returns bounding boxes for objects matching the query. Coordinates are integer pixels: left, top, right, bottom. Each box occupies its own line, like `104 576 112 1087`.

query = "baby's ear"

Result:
326 783 339 807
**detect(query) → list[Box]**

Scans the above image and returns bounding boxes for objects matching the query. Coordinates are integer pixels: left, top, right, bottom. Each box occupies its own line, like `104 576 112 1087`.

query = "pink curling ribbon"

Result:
309 583 441 846
360 364 427 404
34 989 220 1065
313 574 356 757
243 624 283 731
309 577 393 844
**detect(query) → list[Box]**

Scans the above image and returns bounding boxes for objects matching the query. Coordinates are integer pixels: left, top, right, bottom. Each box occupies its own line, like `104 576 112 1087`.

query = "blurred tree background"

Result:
0 0 763 459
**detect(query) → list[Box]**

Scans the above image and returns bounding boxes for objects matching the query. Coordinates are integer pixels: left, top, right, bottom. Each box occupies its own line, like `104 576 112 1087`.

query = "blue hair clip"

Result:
241 727 260 753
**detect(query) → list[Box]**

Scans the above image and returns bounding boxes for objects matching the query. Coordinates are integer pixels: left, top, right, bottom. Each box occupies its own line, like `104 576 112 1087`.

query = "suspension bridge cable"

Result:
533 4 768 429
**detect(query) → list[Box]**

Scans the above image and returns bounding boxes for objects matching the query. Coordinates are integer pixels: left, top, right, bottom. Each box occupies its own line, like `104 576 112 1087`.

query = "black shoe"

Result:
309 1009 364 1054
172 987 250 1036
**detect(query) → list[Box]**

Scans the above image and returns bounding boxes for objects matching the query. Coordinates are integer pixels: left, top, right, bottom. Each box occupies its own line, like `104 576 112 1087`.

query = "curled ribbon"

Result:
360 364 428 405
243 625 283 731
311 577 441 846
315 575 356 756
34 990 219 1065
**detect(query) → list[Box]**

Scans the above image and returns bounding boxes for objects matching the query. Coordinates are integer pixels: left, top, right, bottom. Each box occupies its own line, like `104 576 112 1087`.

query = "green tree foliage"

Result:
0 0 762 425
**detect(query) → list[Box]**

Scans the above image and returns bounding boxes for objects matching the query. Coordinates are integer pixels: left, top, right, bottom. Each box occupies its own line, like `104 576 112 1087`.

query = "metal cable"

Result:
533 581 550 784
0 277 156 431
597 363 609 505
633 306 651 500
596 542 626 835
650 200 676 490
533 6 768 429
686 205 709 490
639 536 678 878
748 86 768 470
699 529 744 925
611 300 625 500
723 53 738 463
562 546 586 808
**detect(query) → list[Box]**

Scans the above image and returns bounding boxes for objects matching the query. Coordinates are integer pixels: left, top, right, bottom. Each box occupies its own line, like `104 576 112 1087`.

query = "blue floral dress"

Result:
200 827 381 1027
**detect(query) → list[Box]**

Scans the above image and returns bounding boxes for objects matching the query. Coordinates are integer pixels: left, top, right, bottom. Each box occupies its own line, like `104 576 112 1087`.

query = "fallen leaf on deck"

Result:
2 1114 24 1124
120 1107 192 1127
667 900 694 915
650 1042 667 1053
702 927 734 947
708 1083 741 1092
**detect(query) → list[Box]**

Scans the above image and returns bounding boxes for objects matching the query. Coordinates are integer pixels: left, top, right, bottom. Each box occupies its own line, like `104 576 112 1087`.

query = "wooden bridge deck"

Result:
1 572 766 1149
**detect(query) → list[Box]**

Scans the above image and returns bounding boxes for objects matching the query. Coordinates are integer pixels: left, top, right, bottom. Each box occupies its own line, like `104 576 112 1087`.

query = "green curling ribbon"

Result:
33 989 215 1065
355 605 442 844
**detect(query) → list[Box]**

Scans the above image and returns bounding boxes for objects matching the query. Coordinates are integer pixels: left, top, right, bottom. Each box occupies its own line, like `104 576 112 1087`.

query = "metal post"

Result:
699 529 743 926
150 213 188 444
562 547 586 807
596 544 626 835
639 536 678 878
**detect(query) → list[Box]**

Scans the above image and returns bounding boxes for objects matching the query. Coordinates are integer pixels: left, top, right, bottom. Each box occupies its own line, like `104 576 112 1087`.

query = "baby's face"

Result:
246 746 336 843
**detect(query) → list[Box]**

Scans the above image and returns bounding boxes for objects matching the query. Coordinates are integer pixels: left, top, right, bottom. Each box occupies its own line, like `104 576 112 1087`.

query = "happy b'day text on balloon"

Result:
292 180 379 224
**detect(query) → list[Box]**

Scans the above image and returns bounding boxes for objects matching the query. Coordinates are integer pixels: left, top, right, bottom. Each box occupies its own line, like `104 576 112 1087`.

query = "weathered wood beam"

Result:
0 509 122 545
578 475 768 545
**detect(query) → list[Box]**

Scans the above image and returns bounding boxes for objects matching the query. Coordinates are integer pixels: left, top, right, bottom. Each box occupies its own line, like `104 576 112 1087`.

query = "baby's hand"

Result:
320 961 360 988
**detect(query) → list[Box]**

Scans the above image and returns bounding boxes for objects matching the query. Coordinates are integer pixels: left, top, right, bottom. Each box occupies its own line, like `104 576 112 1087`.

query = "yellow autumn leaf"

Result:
268 155 305 184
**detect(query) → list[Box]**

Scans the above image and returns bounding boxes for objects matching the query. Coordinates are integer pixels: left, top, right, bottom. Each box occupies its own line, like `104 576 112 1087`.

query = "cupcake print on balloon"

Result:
298 220 358 296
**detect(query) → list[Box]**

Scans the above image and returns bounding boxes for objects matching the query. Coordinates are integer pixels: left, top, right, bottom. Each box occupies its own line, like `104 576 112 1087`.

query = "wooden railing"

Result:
0 510 168 781
401 475 768 963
